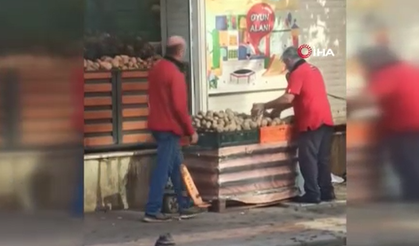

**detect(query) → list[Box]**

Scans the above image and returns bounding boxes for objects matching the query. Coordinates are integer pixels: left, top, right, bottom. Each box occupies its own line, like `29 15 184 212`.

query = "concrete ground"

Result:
84 184 346 246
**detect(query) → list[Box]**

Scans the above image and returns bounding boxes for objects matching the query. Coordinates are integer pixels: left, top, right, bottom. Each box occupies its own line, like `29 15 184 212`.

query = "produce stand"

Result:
183 141 299 212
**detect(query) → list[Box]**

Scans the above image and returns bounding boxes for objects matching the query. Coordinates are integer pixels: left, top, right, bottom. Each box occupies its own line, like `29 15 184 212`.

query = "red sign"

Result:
246 3 275 54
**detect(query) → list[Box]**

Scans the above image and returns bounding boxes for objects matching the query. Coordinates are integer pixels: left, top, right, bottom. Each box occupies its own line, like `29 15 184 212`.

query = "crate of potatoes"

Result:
191 109 260 149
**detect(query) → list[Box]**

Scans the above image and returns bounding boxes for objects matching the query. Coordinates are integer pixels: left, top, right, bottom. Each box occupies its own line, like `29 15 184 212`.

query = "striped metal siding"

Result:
184 142 298 203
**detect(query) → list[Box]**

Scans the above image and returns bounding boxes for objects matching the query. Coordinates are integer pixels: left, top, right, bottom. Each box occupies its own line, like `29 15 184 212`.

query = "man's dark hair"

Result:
281 46 301 61
357 45 399 73
165 44 182 57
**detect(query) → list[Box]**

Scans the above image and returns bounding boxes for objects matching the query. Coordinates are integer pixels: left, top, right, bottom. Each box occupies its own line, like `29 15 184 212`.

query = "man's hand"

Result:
251 103 265 118
190 132 199 144
270 108 282 118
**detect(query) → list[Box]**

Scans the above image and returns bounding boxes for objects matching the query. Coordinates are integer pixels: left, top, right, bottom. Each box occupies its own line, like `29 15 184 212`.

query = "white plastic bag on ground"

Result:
331 173 345 184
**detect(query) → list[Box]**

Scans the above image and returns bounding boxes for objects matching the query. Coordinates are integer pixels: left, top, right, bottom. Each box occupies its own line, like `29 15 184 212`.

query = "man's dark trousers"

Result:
298 124 334 200
387 132 419 201
145 131 186 215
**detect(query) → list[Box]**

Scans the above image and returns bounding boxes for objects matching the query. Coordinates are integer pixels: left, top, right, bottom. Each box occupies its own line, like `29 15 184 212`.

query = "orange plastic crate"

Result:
259 124 292 143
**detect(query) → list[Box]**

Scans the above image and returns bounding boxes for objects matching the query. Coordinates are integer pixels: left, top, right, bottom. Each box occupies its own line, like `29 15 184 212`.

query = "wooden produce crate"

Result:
184 142 298 212
118 70 153 145
84 71 117 148
259 124 293 144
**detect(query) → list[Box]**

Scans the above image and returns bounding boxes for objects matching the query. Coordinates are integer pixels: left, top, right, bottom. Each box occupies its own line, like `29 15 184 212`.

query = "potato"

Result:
121 55 130 64
99 61 112 70
250 122 258 129
261 119 268 127
205 121 211 129
111 59 120 68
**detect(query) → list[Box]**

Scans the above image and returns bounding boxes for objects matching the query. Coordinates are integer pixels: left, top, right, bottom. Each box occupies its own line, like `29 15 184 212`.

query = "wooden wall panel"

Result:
120 71 152 145
84 72 116 148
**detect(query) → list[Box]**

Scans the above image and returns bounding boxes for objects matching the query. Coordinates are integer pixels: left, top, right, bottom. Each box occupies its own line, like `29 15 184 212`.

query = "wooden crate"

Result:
118 70 153 145
184 142 298 212
84 72 116 148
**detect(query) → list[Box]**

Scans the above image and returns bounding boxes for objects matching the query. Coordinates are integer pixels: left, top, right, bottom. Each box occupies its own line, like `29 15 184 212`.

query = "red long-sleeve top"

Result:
147 58 194 136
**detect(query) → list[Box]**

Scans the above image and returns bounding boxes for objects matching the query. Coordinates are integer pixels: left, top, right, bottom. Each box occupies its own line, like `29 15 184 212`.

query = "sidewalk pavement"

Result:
84 201 346 246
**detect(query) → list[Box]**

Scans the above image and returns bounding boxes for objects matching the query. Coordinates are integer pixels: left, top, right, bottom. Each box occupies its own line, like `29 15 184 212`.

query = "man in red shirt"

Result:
144 36 200 222
348 46 419 202
252 46 335 203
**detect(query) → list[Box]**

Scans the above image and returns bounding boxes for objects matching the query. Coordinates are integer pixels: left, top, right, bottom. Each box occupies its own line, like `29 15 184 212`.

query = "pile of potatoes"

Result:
259 114 294 127
84 55 161 71
192 109 262 133
192 109 295 133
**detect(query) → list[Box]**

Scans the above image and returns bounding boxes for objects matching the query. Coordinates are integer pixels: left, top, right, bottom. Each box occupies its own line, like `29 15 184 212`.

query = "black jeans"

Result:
298 124 334 199
387 132 419 201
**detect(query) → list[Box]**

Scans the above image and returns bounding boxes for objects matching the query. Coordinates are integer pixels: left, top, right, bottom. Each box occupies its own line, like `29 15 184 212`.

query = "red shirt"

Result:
367 62 419 133
147 58 194 136
286 61 333 132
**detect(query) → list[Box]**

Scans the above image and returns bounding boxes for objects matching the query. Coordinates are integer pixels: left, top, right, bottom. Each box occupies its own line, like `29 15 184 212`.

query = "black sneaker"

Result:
142 213 172 223
321 191 336 202
179 206 204 220
292 194 321 204
155 233 175 246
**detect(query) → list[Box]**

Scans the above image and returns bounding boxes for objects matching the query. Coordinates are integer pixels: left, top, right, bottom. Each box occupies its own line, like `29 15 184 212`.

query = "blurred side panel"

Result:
0 0 84 245
347 1 419 246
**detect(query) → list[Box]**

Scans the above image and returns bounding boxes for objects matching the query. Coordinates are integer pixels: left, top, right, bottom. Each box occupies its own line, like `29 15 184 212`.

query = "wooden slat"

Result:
122 95 147 104
84 136 113 146
121 71 148 79
21 120 73 132
122 108 148 117
84 97 112 106
22 107 73 119
84 110 113 120
122 121 147 131
21 132 78 145
84 123 113 133
21 95 72 105
84 83 112 92
84 72 112 80
122 133 153 143
122 82 148 91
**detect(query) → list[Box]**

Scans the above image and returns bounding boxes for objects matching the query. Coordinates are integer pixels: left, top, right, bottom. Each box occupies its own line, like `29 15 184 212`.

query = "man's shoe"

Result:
179 206 204 220
142 213 172 223
292 194 321 204
321 191 336 202
155 233 175 246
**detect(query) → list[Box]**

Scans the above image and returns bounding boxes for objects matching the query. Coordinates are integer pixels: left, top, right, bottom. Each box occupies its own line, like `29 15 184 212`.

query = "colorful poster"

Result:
205 0 299 94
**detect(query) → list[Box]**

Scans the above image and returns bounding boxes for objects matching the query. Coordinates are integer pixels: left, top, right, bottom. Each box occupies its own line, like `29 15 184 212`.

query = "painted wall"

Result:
207 0 346 125
84 151 156 212
204 0 299 94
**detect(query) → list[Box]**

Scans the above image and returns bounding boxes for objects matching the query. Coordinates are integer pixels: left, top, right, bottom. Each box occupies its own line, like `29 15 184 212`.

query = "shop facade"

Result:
83 0 347 212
